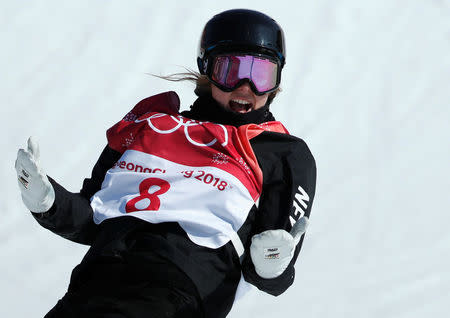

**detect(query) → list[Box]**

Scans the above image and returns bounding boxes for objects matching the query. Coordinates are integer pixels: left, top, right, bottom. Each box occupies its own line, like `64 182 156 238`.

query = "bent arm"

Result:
242 132 317 296
32 146 122 245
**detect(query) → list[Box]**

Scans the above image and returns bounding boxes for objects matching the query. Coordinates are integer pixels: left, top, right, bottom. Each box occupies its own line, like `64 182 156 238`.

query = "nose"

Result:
235 82 253 93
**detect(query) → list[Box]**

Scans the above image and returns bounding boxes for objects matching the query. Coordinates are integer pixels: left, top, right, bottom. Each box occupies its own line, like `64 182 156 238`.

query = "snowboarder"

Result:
15 9 316 318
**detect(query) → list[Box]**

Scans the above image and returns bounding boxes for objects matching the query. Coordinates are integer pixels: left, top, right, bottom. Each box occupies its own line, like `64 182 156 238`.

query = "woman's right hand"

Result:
15 137 55 213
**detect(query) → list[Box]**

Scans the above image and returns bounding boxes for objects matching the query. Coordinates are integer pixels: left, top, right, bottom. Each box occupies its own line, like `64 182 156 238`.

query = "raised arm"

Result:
15 137 121 245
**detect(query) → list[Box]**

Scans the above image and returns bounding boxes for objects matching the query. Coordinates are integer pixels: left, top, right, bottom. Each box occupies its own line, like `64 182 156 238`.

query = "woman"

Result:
15 9 316 318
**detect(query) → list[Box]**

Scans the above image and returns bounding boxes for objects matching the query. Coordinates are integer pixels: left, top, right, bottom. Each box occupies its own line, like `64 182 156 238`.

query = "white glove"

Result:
15 137 55 213
250 216 309 279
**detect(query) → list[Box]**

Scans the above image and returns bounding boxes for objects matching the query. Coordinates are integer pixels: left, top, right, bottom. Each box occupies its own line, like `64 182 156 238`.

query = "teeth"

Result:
231 99 251 105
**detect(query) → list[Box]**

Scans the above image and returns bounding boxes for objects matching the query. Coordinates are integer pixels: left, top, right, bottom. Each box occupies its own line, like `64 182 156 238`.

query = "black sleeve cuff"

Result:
31 177 97 245
241 254 295 296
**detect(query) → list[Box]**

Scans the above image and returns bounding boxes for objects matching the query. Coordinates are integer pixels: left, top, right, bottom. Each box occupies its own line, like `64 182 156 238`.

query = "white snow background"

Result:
1 0 449 317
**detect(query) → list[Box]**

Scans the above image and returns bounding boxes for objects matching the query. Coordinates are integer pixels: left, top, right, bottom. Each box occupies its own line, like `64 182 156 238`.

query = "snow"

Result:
1 0 449 317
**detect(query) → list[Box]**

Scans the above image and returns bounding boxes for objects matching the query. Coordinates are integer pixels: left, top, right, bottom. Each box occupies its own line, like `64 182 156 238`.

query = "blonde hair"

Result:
152 68 281 104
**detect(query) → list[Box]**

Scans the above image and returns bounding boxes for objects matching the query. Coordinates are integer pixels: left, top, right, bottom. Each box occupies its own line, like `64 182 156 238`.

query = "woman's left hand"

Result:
250 216 309 279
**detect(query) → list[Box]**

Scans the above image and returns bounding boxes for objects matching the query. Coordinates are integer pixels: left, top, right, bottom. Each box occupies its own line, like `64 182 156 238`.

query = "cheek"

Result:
255 95 269 109
211 85 231 107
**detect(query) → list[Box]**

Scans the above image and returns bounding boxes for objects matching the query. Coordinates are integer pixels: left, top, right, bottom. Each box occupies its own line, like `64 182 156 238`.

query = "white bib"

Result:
91 149 254 249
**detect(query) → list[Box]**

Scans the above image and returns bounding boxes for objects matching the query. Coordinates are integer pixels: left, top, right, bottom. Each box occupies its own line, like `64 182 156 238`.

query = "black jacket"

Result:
33 94 316 318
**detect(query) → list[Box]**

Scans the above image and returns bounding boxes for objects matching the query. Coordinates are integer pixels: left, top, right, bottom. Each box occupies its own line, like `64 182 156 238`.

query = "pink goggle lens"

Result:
211 55 278 93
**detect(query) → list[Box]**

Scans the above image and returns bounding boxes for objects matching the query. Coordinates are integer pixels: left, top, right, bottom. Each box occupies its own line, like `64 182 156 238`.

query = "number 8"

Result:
125 177 170 213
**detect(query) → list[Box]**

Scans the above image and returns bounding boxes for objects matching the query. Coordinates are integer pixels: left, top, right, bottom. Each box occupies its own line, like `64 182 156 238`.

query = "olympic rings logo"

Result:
136 113 229 147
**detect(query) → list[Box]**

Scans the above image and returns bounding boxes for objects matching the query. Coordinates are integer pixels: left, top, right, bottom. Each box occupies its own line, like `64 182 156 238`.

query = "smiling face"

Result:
211 82 269 113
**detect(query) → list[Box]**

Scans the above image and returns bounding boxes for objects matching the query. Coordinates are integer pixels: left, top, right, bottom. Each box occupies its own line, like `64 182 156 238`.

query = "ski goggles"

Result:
207 54 281 95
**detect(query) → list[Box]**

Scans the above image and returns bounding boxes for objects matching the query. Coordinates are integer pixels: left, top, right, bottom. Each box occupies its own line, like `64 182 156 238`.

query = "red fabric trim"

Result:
107 91 180 153
236 122 289 193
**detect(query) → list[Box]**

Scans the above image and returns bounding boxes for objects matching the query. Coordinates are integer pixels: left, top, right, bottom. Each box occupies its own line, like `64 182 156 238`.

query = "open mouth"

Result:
229 99 253 113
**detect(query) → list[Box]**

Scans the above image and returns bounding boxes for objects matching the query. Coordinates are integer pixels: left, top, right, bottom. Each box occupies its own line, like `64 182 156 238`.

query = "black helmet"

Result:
197 9 286 75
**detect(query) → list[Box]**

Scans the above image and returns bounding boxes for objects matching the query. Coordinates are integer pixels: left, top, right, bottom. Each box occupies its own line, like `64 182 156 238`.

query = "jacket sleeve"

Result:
241 132 317 296
31 145 122 245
